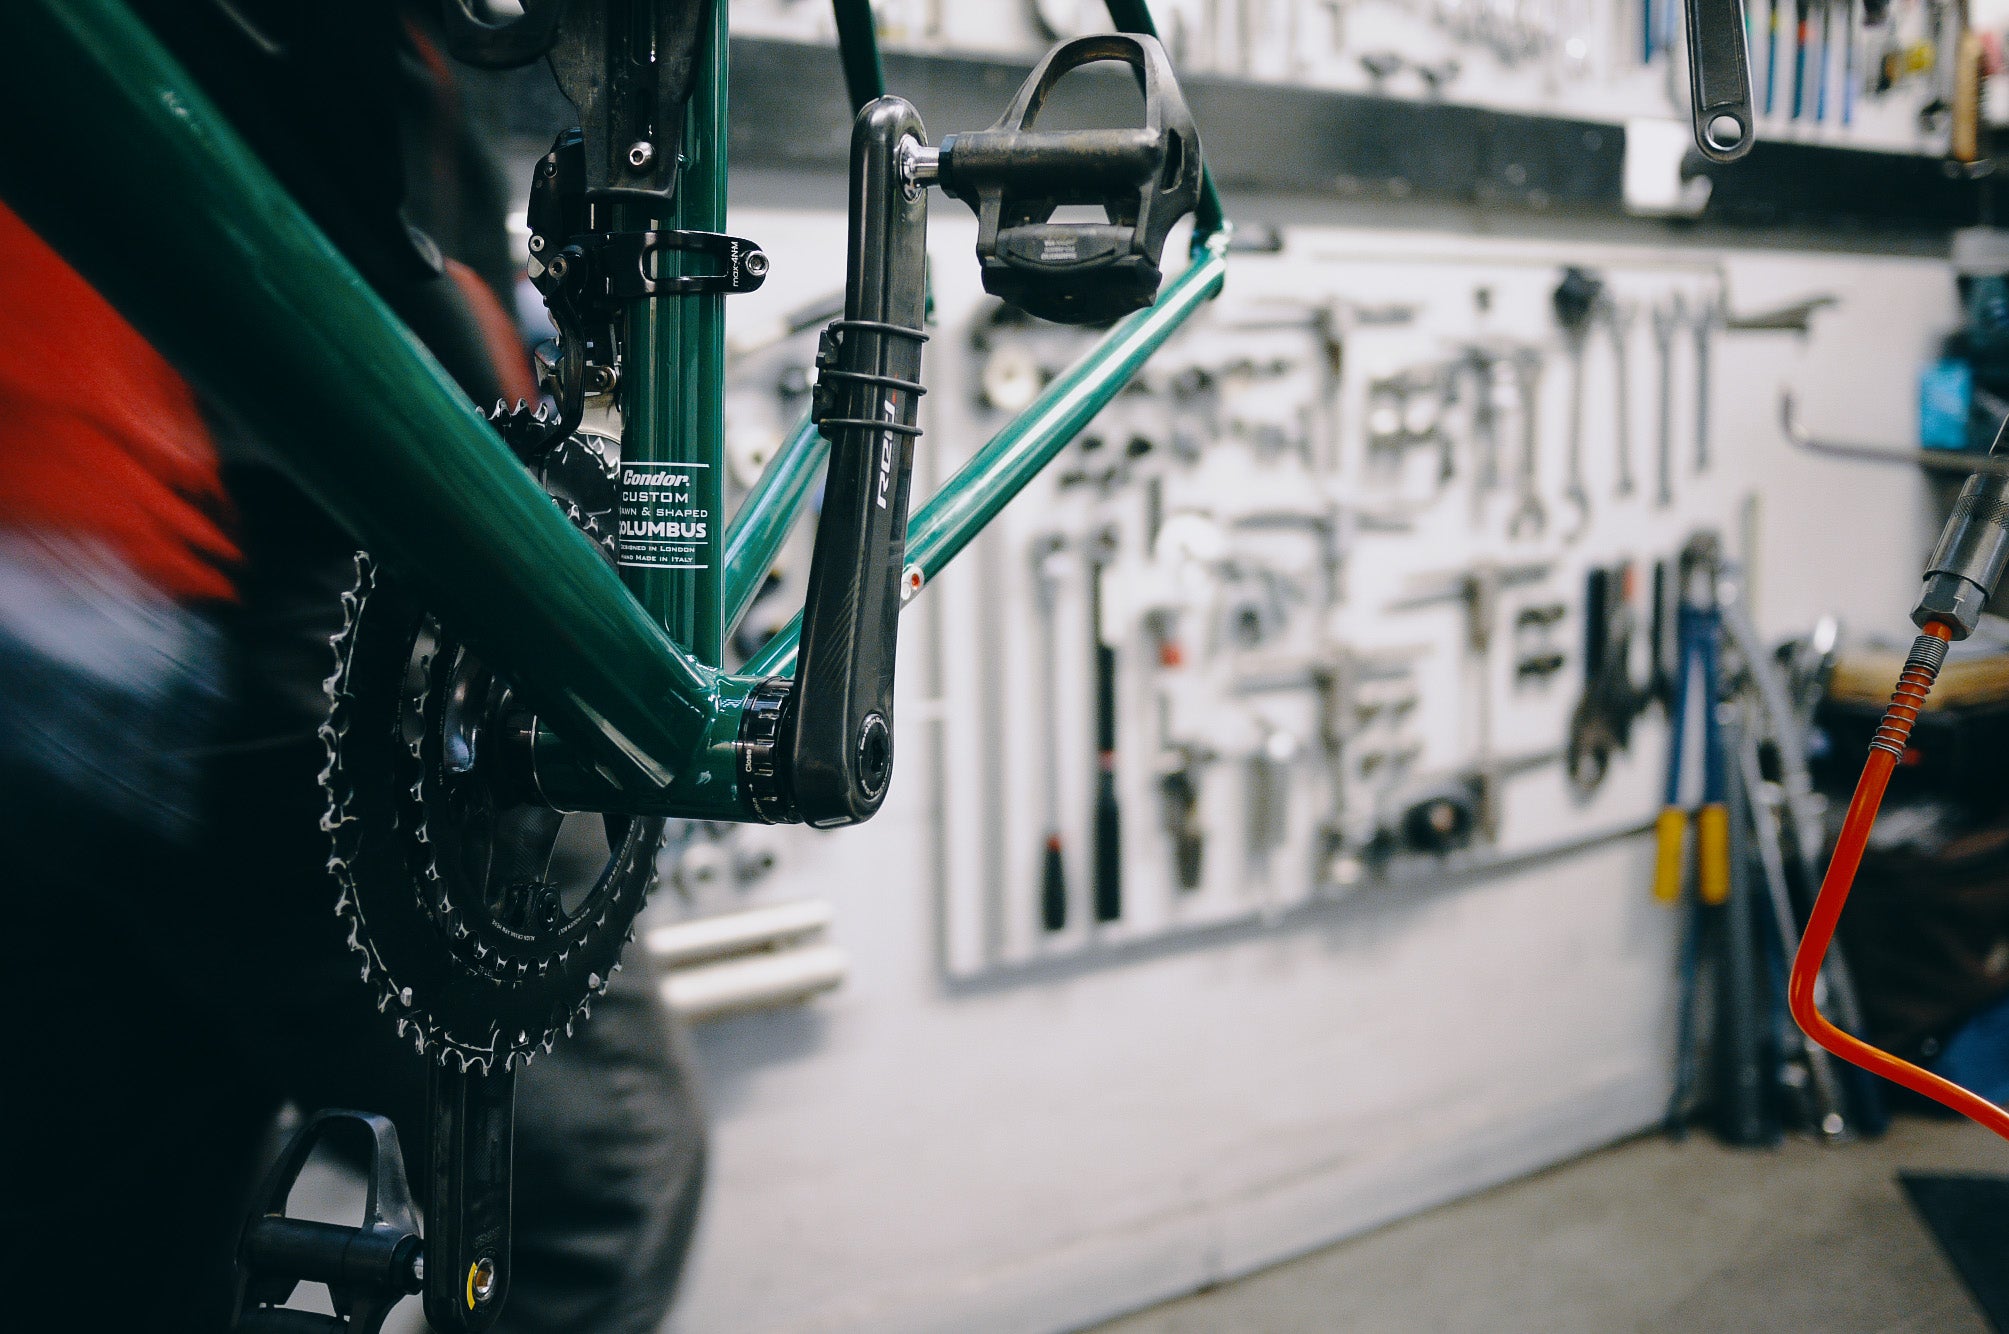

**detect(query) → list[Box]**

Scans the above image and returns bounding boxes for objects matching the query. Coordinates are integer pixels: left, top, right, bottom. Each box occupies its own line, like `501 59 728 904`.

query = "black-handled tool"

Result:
1684 0 1757 159
1031 532 1071 930
757 97 931 828
935 33 1202 324
1088 525 1123 921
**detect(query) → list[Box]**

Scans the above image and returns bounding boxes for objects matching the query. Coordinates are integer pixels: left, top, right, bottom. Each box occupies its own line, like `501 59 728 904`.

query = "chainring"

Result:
319 428 664 1072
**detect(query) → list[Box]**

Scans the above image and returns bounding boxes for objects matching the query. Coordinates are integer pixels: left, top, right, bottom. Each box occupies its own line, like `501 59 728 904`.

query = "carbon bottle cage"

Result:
936 33 1202 325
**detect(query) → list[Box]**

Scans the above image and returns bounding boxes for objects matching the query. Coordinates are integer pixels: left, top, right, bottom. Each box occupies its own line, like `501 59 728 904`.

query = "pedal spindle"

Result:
937 33 1201 326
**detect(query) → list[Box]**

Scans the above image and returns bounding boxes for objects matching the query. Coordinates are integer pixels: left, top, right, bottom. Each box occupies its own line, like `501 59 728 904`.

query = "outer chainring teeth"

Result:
320 435 662 1069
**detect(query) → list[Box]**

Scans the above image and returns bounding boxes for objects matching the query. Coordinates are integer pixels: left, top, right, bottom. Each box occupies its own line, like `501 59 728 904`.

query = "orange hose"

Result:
1787 621 2009 1141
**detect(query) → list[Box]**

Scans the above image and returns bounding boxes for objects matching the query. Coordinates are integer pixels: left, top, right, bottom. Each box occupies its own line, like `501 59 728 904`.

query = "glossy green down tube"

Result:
742 229 1230 680
722 413 829 634
0 0 721 798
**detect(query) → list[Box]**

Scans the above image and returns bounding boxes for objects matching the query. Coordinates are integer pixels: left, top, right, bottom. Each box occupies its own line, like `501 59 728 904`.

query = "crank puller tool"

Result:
934 34 1202 325
233 1111 424 1333
742 98 930 828
1684 0 1757 160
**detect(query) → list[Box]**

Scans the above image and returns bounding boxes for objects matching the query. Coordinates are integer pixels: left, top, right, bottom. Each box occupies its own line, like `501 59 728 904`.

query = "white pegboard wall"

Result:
934 233 1765 979
727 0 1965 158
672 203 1954 1334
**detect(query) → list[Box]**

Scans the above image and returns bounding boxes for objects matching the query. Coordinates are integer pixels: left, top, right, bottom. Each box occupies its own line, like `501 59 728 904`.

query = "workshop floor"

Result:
1091 1113 2004 1334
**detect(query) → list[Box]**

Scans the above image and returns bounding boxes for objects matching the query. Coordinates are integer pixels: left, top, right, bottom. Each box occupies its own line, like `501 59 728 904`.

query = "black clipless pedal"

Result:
936 33 1201 326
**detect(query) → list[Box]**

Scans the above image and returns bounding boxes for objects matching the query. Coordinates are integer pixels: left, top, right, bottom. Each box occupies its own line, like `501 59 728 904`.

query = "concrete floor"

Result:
1092 1114 2007 1334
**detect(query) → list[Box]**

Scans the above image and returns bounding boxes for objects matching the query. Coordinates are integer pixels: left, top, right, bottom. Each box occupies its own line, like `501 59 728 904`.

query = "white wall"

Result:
665 192 1955 1333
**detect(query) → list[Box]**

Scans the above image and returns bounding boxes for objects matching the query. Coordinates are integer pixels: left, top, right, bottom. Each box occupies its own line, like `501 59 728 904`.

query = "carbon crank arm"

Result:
422 1064 517 1332
743 98 930 828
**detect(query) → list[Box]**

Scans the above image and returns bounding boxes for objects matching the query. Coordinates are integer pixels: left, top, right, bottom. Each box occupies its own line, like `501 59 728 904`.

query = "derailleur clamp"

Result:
546 228 770 304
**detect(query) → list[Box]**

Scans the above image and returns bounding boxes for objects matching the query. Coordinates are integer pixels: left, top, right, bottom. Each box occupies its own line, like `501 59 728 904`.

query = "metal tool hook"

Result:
1780 391 2009 477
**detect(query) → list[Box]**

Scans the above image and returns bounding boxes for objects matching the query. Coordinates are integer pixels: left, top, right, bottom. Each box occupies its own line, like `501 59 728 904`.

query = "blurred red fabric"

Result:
0 201 239 602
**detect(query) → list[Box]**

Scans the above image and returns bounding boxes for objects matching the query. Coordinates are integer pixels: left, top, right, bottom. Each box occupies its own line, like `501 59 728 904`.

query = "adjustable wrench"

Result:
1508 348 1547 539
1651 293 1686 509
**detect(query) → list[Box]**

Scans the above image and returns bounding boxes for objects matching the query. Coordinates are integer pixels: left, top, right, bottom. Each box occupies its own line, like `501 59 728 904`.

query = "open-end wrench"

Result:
1553 268 1602 543
1692 291 1720 474
1559 334 1591 542
1606 299 1638 499
1651 293 1686 509
1508 348 1547 539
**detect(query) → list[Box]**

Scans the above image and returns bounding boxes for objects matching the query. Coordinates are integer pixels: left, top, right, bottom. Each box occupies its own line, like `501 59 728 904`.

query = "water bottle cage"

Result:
812 319 930 437
937 34 1202 326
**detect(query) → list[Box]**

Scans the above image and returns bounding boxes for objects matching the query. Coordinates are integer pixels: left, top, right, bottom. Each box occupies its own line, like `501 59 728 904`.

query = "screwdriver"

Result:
1031 533 1069 932
1088 526 1123 923
1654 542 1729 907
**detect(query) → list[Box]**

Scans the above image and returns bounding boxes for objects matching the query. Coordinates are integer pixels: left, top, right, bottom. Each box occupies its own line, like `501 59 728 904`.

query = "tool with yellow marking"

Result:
1659 534 1734 1138
1654 536 1730 907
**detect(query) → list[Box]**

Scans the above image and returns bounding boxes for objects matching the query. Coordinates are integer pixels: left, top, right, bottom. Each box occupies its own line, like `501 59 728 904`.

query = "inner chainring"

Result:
319 429 665 1072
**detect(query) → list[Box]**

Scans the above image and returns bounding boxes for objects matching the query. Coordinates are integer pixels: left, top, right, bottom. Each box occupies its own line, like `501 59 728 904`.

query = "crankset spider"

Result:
320 428 664 1071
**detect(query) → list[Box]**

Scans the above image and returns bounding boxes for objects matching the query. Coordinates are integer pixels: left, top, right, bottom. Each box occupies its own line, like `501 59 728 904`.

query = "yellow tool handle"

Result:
1696 803 1730 906
1652 807 1688 904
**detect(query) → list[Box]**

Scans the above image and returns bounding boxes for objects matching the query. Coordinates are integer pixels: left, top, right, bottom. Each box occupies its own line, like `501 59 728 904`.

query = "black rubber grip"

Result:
788 97 931 828
1042 837 1068 931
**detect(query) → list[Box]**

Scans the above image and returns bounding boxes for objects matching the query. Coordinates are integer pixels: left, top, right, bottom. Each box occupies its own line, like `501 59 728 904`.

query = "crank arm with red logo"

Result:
741 97 930 828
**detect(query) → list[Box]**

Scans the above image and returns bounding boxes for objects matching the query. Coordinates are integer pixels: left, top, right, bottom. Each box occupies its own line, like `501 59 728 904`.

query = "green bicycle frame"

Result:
0 0 1227 822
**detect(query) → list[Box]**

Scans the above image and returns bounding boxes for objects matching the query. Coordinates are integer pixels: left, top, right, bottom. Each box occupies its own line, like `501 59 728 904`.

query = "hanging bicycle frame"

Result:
0 0 1229 822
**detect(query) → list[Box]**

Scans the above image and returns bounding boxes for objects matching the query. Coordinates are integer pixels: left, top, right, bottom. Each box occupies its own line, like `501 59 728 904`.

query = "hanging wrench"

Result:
1552 267 1602 543
1692 290 1720 474
1508 347 1547 539
1651 293 1686 509
1606 298 1638 499
1559 344 1590 542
